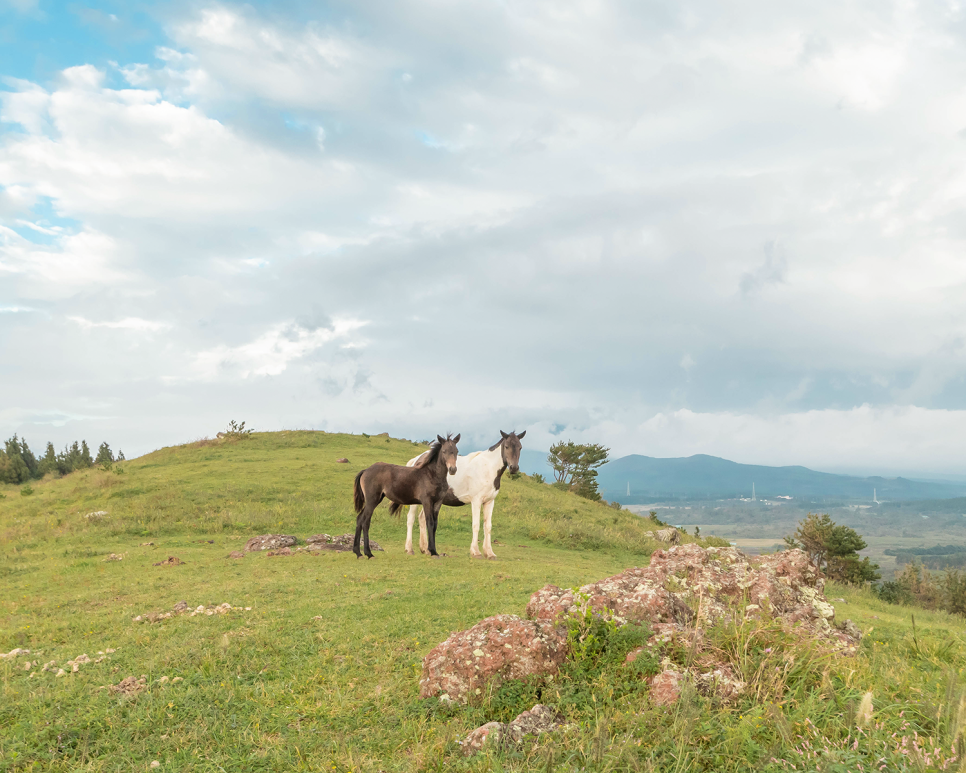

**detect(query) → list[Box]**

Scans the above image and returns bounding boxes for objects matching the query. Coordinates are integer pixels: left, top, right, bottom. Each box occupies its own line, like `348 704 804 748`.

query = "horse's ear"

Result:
500 430 508 439
453 433 460 444
437 434 445 444
517 430 526 439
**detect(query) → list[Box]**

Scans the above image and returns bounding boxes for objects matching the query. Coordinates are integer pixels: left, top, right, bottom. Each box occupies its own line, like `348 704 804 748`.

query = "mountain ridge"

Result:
595 452 966 503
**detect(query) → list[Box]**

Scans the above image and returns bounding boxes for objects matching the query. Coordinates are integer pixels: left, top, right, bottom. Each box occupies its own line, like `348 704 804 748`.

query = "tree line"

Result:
0 434 124 485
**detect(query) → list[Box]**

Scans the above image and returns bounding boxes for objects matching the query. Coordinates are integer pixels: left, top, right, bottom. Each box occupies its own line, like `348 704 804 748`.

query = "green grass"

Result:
2 431 966 771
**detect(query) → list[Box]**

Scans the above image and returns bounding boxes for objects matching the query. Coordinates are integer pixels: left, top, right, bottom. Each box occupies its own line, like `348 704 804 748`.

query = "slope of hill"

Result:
598 453 966 503
2 431 965 772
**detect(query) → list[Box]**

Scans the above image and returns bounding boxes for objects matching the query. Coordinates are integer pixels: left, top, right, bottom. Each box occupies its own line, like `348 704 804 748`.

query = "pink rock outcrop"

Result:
419 615 568 703
526 545 845 642
421 544 859 707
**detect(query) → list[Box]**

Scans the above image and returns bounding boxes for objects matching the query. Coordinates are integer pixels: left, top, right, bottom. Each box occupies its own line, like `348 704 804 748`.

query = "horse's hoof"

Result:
486 555 498 561
406 549 414 556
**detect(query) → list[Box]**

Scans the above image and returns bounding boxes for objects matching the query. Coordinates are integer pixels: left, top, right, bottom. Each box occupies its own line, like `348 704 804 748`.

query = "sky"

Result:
1 0 966 476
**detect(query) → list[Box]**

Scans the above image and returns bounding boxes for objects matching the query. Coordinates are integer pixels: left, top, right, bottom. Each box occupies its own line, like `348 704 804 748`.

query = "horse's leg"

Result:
469 499 483 558
405 505 419 555
424 498 440 557
356 491 382 559
482 498 497 559
418 508 429 555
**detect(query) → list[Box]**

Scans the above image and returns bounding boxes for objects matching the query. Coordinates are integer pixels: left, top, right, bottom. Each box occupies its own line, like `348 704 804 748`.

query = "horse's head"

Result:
436 433 460 475
499 429 526 474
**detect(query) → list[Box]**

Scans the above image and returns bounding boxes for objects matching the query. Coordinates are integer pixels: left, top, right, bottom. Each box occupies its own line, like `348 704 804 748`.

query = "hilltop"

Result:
2 431 966 772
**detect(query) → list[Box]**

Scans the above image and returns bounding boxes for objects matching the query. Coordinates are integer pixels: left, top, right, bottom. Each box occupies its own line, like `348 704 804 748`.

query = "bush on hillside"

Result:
874 562 966 617
785 513 880 584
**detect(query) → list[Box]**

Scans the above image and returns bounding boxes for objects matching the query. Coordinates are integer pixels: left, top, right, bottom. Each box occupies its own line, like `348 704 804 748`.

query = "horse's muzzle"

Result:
448 466 458 475
509 465 519 474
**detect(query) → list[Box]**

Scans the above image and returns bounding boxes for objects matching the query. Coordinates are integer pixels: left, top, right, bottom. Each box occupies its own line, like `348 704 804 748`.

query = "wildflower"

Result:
856 691 874 727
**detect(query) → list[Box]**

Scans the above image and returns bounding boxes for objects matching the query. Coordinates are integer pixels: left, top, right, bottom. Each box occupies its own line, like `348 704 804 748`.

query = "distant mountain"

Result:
597 454 966 504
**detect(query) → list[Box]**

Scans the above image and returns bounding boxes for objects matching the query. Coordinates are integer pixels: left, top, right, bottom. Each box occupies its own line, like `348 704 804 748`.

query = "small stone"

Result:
153 556 184 566
150 761 160 768
228 551 245 559
461 722 503 756
244 534 297 552
649 668 682 706
173 601 189 613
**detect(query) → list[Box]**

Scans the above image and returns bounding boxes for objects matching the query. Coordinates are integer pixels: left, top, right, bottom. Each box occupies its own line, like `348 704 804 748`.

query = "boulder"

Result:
244 535 297 552
335 458 349 463
419 615 567 703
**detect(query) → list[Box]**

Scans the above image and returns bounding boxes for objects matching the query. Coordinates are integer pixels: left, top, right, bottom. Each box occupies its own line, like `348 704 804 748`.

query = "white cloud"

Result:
190 318 368 380
68 316 171 332
3 1 966 473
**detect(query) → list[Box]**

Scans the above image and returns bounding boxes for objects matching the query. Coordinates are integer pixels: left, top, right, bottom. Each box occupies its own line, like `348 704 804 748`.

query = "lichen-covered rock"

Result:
305 533 382 552
460 722 503 756
525 545 855 648
525 576 693 627
649 667 683 706
419 615 567 703
244 535 297 552
460 705 563 756
505 704 562 743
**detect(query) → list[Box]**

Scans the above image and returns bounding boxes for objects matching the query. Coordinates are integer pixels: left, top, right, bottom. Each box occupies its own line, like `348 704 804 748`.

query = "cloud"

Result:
68 316 171 332
740 240 788 295
1 1 966 473
190 318 367 380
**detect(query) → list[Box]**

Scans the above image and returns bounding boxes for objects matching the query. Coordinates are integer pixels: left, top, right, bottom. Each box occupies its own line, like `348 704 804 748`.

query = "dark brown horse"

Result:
352 433 460 558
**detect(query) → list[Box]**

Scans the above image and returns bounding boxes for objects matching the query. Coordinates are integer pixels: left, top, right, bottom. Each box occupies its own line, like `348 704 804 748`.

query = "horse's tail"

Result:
353 470 366 515
388 501 403 517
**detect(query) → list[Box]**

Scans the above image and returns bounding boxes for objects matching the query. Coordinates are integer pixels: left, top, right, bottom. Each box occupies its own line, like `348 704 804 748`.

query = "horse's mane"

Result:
414 434 456 468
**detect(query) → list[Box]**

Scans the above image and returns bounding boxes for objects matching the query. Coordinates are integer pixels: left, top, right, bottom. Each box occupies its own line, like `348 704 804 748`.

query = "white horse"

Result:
404 430 526 559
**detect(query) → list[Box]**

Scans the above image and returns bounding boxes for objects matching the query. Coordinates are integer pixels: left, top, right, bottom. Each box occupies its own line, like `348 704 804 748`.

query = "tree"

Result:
1 436 30 484
547 441 609 501
785 513 880 584
38 442 57 476
95 442 114 469
18 437 38 479
80 440 93 468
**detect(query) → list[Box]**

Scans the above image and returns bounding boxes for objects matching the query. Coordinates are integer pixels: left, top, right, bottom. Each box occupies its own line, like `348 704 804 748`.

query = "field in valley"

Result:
3 431 966 771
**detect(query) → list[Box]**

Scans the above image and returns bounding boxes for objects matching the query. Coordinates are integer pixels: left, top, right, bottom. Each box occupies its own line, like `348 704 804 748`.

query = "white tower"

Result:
626 481 630 496
873 488 879 504
752 483 756 502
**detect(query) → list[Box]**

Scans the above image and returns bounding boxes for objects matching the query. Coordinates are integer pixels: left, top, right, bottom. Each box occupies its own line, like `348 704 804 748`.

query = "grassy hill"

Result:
2 431 966 771
599 453 966 503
